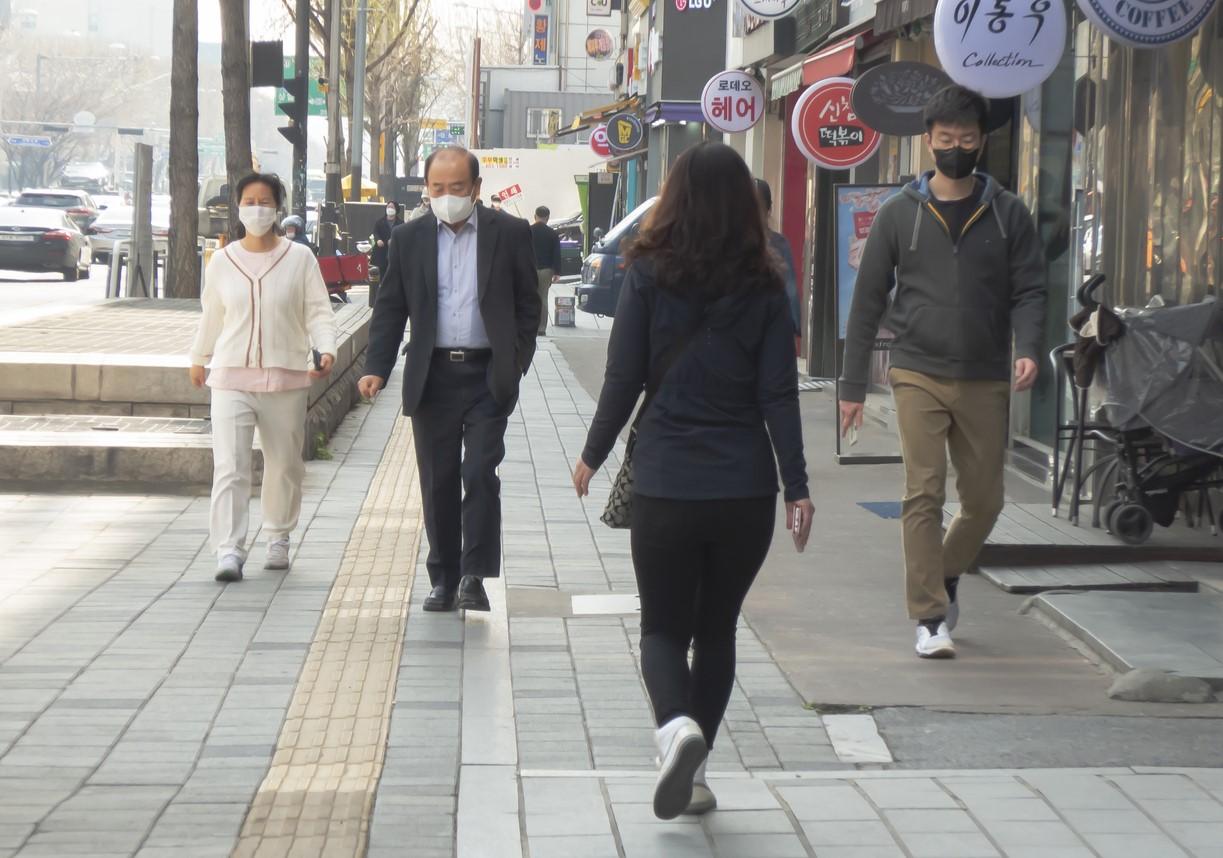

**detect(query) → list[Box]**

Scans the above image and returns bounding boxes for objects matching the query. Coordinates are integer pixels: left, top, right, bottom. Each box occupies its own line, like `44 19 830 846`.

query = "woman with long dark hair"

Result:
573 143 813 819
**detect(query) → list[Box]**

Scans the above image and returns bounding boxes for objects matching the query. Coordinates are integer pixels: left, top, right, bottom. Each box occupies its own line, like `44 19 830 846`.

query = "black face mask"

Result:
933 146 981 180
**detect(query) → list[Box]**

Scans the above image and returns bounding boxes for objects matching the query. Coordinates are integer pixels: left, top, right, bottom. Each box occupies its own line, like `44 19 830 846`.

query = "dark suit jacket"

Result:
364 206 542 415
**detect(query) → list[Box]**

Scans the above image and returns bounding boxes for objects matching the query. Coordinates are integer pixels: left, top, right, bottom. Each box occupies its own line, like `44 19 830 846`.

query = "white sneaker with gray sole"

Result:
264 538 291 570
653 716 707 820
915 622 956 659
215 554 244 583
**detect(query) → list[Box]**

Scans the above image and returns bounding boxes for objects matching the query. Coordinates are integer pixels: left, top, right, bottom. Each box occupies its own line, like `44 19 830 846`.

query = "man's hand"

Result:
572 457 596 498
1013 358 1038 392
358 374 386 400
552 273 560 283
839 401 864 437
308 353 335 380
189 364 206 388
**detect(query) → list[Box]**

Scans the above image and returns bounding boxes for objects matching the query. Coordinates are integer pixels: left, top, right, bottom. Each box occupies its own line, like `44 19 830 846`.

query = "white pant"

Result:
209 388 309 561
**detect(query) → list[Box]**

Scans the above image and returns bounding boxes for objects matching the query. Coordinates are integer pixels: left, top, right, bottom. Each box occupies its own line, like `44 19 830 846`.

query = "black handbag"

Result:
600 311 705 529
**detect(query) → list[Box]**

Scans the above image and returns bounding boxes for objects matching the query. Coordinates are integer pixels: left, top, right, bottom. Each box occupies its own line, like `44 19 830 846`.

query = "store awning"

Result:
874 0 938 32
802 36 857 85
770 60 805 101
643 102 705 124
555 96 641 138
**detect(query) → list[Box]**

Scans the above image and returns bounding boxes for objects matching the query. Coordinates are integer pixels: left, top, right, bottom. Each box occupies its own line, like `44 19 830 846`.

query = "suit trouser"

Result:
536 269 554 334
411 357 514 591
209 388 309 561
890 368 1010 620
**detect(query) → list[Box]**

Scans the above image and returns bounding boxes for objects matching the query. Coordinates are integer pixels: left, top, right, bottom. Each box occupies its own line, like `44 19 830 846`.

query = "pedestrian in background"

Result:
839 85 1046 659
359 147 541 614
490 194 503 212
371 201 402 278
281 214 315 254
572 142 813 820
529 205 562 336
189 172 337 583
756 179 801 337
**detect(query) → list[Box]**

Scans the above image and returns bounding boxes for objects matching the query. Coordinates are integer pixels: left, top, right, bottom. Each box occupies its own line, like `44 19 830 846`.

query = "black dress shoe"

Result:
456 576 490 612
423 585 456 612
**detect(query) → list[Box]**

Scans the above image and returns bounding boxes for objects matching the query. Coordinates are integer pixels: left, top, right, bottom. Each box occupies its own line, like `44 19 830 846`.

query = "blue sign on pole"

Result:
532 14 549 65
4 135 53 148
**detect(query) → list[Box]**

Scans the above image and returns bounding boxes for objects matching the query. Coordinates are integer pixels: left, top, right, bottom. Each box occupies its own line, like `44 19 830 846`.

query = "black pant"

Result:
411 357 514 591
631 493 776 748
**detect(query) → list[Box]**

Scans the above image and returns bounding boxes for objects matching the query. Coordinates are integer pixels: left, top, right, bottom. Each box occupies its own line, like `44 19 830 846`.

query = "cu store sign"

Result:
791 77 881 170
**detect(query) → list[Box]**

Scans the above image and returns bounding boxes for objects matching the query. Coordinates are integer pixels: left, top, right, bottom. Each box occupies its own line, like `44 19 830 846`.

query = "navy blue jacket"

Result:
582 261 809 502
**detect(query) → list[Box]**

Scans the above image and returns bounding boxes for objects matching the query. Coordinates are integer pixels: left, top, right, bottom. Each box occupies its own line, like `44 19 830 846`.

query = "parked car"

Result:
575 197 656 317
57 162 113 195
93 193 132 212
14 188 100 230
0 207 92 280
88 206 171 262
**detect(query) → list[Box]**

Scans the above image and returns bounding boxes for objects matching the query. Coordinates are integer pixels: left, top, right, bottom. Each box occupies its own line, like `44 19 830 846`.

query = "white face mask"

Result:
386 207 396 219
238 205 278 237
430 193 475 225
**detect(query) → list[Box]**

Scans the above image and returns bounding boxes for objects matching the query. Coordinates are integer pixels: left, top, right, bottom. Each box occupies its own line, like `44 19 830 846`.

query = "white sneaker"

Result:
682 759 717 815
653 716 707 820
215 553 244 583
915 622 956 659
264 538 290 570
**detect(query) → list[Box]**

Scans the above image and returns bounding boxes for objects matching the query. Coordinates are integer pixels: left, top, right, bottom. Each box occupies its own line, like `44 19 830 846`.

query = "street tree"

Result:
167 0 201 299
220 0 253 236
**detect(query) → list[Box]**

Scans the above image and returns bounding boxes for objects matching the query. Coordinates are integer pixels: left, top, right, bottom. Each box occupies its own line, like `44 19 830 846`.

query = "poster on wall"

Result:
701 70 765 134
791 77 882 170
1076 0 1218 47
933 0 1067 98
834 183 905 465
737 0 803 16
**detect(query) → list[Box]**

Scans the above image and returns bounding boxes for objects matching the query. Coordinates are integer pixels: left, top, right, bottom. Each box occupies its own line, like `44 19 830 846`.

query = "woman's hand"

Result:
786 498 815 553
189 364 206 388
308 353 335 380
572 457 596 498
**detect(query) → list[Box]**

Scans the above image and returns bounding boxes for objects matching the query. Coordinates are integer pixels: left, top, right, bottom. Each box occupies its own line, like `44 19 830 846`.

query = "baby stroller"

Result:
1050 274 1223 544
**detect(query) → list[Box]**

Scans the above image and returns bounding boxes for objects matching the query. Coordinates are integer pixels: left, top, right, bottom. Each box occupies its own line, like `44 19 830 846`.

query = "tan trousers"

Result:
890 368 1010 620
536 268 554 334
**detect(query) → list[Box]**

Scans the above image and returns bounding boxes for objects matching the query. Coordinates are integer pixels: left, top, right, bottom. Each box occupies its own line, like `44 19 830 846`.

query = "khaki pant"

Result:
890 368 1010 620
536 268 554 334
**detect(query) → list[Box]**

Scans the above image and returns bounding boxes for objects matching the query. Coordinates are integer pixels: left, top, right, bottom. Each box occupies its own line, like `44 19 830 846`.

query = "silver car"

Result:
88 206 170 262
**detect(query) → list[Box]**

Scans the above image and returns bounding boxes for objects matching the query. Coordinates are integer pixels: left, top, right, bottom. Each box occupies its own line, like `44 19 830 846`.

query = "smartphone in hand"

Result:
792 505 806 553
311 348 323 371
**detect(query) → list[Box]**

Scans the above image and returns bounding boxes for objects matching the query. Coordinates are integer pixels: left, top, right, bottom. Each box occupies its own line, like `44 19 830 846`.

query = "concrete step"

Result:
979 562 1200 594
0 414 262 487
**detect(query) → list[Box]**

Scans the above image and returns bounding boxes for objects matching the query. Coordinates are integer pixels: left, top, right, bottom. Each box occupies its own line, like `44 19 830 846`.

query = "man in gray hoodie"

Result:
838 86 1046 659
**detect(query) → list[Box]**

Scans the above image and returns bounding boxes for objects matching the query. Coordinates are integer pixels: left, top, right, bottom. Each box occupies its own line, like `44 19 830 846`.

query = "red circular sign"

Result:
791 77 881 170
527 0 544 11
590 124 611 159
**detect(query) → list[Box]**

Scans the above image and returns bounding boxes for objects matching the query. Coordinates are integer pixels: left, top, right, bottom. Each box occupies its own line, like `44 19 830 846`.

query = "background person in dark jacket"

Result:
755 179 800 336
838 85 1046 660
572 143 814 821
371 202 402 277
529 206 562 335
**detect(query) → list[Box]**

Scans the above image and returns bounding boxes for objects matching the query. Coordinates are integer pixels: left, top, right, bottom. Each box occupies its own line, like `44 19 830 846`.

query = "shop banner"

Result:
701 70 766 134
586 29 615 59
791 77 882 170
933 0 1067 98
737 0 803 16
532 14 549 66
1077 0 1218 47
590 124 612 159
851 62 953 136
606 112 645 154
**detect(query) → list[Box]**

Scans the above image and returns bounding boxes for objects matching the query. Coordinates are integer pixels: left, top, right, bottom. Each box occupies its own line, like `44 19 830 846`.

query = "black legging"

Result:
631 493 776 749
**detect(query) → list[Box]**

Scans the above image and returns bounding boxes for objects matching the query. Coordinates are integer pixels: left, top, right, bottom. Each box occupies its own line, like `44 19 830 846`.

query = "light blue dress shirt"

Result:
436 211 489 348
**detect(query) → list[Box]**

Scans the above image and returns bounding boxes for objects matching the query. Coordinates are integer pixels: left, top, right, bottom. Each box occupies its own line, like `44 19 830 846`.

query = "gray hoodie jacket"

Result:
839 172 1046 403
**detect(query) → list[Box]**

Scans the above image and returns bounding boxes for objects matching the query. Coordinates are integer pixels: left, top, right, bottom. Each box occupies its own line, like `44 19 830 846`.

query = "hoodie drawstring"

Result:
909 205 924 252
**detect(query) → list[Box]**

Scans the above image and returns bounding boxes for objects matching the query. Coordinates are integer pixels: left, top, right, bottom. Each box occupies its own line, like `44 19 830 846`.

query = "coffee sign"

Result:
1076 0 1218 47
852 62 954 136
701 70 765 134
791 77 882 170
933 0 1068 98
737 0 803 16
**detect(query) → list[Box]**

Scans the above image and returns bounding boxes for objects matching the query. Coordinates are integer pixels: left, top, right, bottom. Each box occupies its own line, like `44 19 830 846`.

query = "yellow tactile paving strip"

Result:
232 417 422 858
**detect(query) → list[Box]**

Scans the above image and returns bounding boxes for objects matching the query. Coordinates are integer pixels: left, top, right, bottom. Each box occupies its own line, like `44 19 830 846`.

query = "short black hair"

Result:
234 172 286 208
923 85 989 134
490 194 501 203
424 146 480 183
535 206 550 220
755 179 772 212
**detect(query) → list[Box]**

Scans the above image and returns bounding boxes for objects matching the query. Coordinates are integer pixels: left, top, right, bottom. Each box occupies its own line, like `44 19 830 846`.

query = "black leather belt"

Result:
434 348 492 362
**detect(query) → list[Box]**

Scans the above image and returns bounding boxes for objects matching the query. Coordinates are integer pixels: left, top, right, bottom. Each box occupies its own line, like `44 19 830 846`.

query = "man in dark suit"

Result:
359 147 542 612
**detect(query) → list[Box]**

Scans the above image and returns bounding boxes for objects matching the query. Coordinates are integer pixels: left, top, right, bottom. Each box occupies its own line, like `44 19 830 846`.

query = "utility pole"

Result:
321 0 343 253
291 0 309 219
348 1 368 202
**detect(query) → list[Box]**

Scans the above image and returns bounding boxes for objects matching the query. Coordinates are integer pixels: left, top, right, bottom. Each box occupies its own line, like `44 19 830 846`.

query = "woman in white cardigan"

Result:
189 173 338 583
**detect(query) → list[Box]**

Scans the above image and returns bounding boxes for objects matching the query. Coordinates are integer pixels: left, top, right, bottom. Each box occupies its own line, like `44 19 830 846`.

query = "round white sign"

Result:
933 0 1068 98
700 70 765 134
1076 0 1217 47
737 0 803 17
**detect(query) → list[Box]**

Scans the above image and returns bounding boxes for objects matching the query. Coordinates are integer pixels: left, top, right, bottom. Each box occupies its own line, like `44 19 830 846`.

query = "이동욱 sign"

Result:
791 77 882 170
701 70 765 134
590 125 612 159
934 0 1068 98
1076 0 1217 47
606 113 645 154
737 0 803 16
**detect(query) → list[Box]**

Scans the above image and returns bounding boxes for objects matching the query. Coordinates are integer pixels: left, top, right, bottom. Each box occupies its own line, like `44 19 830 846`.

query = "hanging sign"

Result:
851 62 954 136
933 0 1068 98
737 0 803 16
606 112 645 154
590 124 612 159
700 70 765 134
1076 0 1217 47
586 29 615 59
791 77 882 170
588 0 614 15
532 14 549 66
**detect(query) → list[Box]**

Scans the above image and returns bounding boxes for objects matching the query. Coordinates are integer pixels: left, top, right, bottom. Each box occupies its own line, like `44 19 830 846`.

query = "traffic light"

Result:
278 75 307 148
